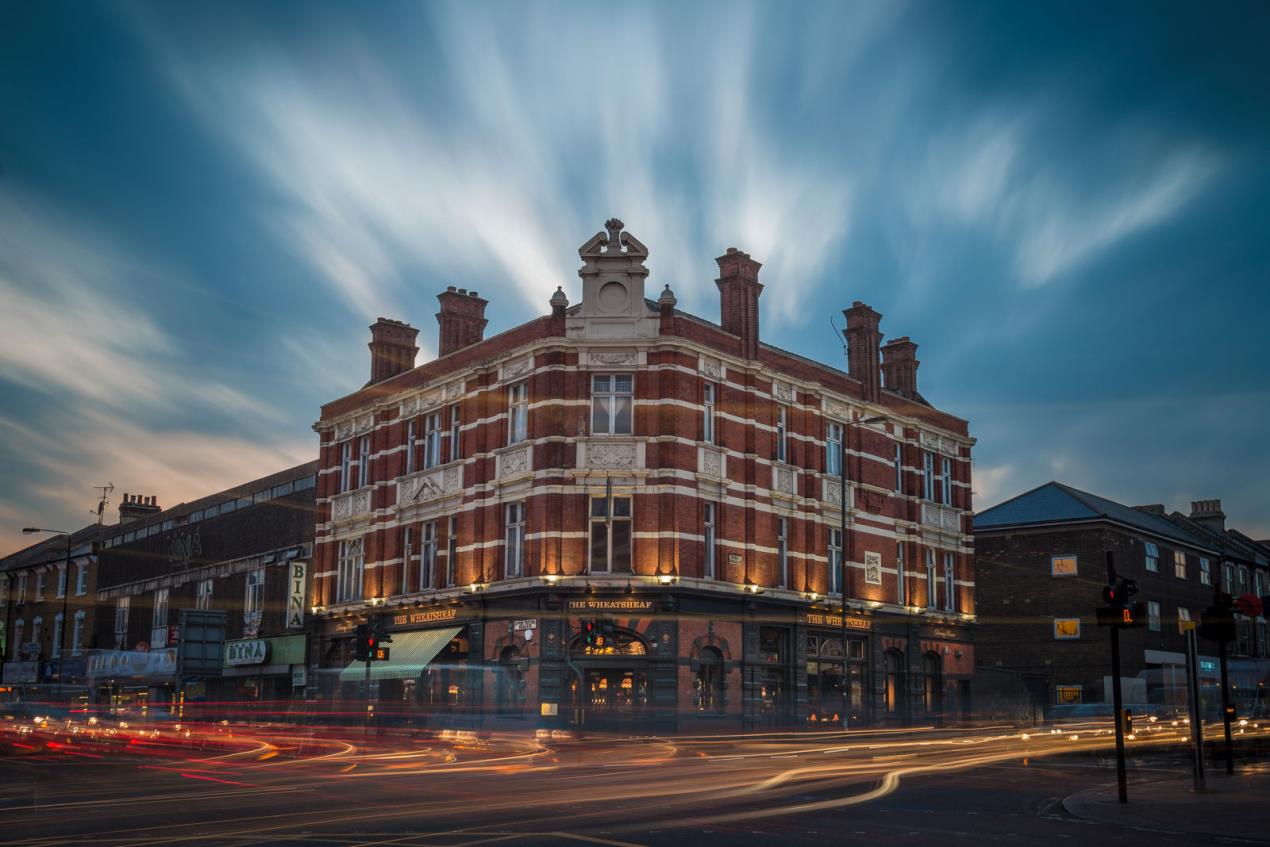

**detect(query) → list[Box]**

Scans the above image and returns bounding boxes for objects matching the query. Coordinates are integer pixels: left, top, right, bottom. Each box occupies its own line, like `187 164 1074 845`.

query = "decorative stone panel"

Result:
397 464 463 506
921 501 961 533
920 430 961 457
497 446 533 479
500 357 534 382
772 464 796 498
699 446 724 479
578 439 644 471
699 356 723 381
773 381 794 403
331 488 372 524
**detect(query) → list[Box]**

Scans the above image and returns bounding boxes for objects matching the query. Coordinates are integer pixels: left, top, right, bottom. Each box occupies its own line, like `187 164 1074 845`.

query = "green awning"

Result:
338 626 462 684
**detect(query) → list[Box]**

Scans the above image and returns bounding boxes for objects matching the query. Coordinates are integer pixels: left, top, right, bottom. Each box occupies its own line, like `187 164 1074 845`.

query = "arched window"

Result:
884 649 907 717
694 647 725 713
923 651 943 715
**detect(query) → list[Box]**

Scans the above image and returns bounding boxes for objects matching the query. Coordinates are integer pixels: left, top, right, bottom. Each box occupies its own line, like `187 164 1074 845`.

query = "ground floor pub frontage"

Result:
311 585 974 733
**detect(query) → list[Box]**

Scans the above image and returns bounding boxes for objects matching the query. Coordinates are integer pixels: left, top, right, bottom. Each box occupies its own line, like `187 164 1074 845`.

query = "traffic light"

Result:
1198 594 1237 643
1097 578 1144 628
370 614 392 643
1119 708 1133 737
582 619 597 649
354 624 370 661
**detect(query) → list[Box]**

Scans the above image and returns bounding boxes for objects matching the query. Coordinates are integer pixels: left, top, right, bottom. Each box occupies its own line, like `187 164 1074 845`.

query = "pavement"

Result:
1064 765 1270 842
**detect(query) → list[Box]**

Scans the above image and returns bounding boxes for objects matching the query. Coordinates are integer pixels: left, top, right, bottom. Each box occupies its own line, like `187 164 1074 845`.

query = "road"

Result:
0 714 1265 846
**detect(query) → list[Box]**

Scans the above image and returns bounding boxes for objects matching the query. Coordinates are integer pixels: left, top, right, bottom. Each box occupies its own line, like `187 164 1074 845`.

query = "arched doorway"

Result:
568 626 649 731
923 651 943 719
497 645 526 716
884 649 907 722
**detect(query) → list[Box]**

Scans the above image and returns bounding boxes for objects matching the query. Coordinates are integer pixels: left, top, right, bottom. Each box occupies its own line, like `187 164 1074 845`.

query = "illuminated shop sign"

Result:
392 607 459 626
224 639 270 666
567 599 654 612
286 562 307 629
803 612 871 631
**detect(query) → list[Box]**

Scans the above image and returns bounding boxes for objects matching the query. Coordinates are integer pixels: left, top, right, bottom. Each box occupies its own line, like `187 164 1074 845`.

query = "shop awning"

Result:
338 626 461 684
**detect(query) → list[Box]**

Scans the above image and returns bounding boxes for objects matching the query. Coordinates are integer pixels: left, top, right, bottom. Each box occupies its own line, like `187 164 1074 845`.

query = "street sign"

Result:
511 619 537 632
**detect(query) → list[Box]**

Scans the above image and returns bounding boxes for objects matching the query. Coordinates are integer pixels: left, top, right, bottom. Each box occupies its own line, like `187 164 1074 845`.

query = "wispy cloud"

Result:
910 118 1221 287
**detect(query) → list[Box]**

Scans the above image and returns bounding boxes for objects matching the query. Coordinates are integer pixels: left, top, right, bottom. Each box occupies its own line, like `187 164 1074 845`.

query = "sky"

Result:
1 0 1268 555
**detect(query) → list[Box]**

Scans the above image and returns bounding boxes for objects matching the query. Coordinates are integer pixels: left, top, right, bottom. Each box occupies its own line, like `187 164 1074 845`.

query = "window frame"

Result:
114 597 130 648
1144 541 1159 573
1174 550 1187 579
337 538 365 603
776 406 789 464
590 374 634 436
825 422 843 476
71 610 85 656
703 502 717 579
925 548 937 609
339 440 353 493
505 502 526 578
896 541 906 605
1199 557 1212 586
56 564 67 598
1050 555 1078 577
777 517 788 588
449 405 462 462
424 412 442 469
52 612 64 657
828 528 843 595
421 521 437 590
244 568 265 616
1147 600 1161 632
406 419 417 474
196 578 214 610
703 383 716 444
445 517 457 587
1053 618 1081 640
944 551 956 611
894 442 903 494
941 456 952 506
588 495 632 573
923 452 935 501
508 382 529 445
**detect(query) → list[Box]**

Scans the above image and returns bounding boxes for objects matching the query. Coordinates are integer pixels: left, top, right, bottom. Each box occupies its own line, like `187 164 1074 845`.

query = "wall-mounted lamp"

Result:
464 582 487 595
541 573 561 585
743 579 764 595
656 573 678 586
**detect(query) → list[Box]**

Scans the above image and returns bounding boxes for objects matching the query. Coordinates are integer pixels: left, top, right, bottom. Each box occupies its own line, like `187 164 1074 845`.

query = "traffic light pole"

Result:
1109 621 1128 804
1184 628 1205 792
1218 637 1233 774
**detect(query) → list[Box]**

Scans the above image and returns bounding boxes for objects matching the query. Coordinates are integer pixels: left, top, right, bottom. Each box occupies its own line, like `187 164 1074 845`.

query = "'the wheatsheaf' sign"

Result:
392 607 459 626
566 599 654 612
286 562 307 629
804 612 871 631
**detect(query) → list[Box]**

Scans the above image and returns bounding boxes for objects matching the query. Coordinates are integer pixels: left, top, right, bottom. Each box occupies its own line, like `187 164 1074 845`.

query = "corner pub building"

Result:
311 220 975 732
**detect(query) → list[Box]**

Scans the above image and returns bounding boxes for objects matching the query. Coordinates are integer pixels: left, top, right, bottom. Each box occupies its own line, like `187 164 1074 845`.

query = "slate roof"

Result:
974 481 1218 552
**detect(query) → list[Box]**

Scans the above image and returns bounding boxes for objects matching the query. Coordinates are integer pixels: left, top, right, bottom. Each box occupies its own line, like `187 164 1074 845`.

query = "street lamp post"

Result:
22 527 72 683
838 415 890 732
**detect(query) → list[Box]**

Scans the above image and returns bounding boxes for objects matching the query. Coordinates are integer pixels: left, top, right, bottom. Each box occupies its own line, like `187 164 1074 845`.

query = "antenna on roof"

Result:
829 314 848 362
92 482 115 525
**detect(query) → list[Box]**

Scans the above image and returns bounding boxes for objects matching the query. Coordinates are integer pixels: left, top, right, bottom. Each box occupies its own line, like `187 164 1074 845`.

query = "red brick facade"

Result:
312 220 974 729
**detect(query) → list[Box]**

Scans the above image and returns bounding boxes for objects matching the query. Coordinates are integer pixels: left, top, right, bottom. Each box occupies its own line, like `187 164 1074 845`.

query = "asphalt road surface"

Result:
1 716 1265 846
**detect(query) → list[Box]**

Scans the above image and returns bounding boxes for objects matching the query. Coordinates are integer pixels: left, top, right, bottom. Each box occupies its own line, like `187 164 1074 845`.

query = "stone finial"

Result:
550 286 569 309
658 284 677 307
604 217 624 249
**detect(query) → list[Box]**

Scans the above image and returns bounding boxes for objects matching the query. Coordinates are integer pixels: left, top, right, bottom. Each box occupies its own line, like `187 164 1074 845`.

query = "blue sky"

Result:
1 0 1267 554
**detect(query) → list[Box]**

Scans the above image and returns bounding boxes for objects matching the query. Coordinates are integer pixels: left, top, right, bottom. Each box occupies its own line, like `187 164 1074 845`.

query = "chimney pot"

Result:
367 318 420 385
881 336 920 399
716 248 764 359
436 287 489 357
844 303 884 402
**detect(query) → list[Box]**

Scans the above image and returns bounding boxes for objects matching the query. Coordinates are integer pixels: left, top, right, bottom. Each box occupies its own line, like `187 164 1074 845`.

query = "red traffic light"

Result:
1103 585 1119 605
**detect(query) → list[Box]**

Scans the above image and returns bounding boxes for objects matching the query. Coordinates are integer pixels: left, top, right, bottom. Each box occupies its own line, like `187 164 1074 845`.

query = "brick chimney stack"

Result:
715 247 763 359
881 336 920 399
367 318 420 385
436 286 489 357
844 302 882 403
1189 499 1226 533
118 493 160 525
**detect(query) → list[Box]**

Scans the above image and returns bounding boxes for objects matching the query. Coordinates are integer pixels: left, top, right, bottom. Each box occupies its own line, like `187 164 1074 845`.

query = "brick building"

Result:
91 464 317 711
974 482 1269 711
311 219 975 731
2 524 104 690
